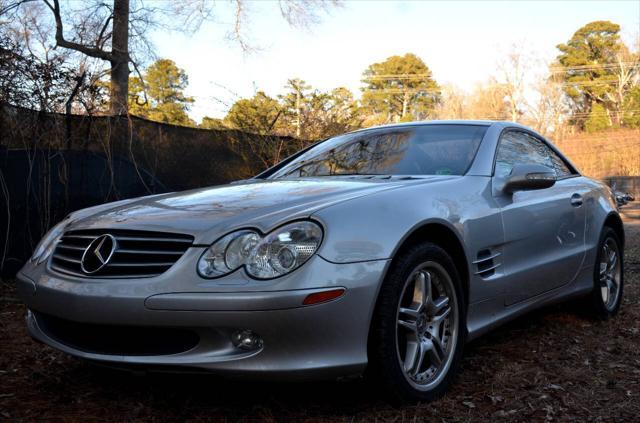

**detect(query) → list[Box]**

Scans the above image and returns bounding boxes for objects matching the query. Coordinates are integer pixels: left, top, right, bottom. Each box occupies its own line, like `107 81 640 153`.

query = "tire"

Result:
588 226 624 320
369 242 466 402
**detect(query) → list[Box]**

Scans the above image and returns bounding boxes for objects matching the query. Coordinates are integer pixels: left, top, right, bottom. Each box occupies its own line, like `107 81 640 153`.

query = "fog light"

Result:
232 330 263 351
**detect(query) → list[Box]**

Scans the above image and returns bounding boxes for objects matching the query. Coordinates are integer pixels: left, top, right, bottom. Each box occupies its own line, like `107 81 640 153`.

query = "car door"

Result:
492 130 586 306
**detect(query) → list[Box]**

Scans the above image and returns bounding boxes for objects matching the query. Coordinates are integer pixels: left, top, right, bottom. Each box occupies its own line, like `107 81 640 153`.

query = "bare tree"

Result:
4 0 340 116
466 81 510 121
528 77 570 137
433 84 467 120
41 0 150 115
607 45 640 125
496 44 530 122
1 1 108 113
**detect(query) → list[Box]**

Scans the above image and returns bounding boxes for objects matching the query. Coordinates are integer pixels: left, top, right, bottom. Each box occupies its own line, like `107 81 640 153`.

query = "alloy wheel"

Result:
599 237 621 311
395 261 458 391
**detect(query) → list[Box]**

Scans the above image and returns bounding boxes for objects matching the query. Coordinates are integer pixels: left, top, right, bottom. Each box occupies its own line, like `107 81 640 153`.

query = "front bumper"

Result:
17 254 389 379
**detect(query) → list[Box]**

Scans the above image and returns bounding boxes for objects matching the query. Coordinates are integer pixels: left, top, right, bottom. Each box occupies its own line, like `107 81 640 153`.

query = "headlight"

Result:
30 220 67 264
197 221 323 279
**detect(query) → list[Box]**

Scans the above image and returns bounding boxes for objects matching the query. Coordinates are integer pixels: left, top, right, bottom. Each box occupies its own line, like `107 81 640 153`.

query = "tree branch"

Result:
0 0 36 16
229 0 251 52
129 56 148 106
45 0 113 61
96 14 114 49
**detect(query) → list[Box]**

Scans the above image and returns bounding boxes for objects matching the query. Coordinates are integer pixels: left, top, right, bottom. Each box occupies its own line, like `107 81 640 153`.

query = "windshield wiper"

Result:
271 173 426 180
321 174 425 180
320 173 384 177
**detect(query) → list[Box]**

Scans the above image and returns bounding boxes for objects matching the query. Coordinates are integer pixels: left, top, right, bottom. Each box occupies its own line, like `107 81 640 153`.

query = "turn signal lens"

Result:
302 288 346 305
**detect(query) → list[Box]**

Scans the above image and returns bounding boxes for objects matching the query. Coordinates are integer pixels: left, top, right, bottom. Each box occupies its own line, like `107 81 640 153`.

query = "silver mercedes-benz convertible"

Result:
17 121 625 401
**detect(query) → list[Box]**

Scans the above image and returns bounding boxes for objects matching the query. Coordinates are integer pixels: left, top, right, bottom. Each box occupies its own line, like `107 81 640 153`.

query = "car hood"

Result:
68 176 456 244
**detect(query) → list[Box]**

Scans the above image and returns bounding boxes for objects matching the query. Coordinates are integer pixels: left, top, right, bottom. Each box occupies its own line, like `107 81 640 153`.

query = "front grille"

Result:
34 312 200 356
50 229 194 278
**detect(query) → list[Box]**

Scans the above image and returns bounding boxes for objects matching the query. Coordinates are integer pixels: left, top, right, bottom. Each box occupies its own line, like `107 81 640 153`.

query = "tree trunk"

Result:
401 90 409 119
295 88 301 138
109 0 130 115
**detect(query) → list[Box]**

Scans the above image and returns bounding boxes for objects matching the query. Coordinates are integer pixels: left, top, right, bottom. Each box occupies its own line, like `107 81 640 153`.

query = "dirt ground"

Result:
1 216 639 422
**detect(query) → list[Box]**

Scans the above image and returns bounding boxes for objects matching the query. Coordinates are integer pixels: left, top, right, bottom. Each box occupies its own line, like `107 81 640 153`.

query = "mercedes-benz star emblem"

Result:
80 234 117 274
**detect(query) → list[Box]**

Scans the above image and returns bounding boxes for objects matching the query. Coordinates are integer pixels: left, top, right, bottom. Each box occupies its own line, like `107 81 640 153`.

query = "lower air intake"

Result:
34 312 200 356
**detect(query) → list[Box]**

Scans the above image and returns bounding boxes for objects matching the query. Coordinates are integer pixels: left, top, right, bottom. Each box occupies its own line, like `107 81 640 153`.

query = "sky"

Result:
152 0 640 122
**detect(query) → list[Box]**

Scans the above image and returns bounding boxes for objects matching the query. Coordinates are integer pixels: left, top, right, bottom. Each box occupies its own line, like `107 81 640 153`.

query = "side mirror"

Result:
615 191 635 208
502 164 556 194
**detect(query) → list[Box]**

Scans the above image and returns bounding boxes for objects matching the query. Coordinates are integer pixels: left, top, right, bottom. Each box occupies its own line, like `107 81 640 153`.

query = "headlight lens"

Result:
30 220 67 264
197 221 323 279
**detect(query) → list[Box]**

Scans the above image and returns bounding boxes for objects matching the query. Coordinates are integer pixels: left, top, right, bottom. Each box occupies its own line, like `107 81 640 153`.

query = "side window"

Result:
546 147 573 178
495 131 553 177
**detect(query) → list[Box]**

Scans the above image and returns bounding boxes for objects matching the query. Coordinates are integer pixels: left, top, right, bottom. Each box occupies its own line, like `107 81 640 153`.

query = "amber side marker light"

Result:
302 288 346 305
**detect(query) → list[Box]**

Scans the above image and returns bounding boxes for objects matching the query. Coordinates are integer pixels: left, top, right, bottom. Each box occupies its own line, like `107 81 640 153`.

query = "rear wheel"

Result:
369 243 466 402
588 226 624 319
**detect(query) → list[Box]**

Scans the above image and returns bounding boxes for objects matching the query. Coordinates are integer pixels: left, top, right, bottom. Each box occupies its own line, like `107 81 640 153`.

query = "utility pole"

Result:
402 90 409 120
295 86 301 138
287 78 307 138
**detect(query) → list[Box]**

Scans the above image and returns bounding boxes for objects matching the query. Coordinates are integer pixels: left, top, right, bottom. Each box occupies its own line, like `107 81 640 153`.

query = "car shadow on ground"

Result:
49 300 593 415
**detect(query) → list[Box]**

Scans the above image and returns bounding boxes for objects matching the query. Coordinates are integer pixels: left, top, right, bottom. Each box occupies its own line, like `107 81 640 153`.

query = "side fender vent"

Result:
473 249 502 278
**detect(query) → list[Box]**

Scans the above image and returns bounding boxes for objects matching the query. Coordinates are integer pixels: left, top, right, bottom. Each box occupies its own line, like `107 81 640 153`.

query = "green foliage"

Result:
360 53 440 124
280 78 312 109
279 78 312 137
312 87 363 137
129 59 195 126
623 86 640 128
123 26 633 138
223 83 362 139
278 80 362 139
224 91 282 135
298 86 362 139
199 116 228 130
555 21 622 126
585 103 610 132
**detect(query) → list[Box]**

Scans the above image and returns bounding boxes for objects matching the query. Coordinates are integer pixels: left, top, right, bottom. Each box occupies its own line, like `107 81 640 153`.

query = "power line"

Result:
560 79 624 87
361 63 640 81
363 88 442 94
363 74 433 80
549 62 640 73
362 81 636 93
563 109 640 117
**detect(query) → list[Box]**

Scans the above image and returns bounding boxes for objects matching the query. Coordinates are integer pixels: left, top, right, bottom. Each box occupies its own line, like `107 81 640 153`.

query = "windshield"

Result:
270 124 488 178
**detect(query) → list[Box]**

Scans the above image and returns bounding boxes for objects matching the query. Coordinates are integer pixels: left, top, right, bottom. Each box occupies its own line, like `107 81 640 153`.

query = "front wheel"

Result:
369 243 466 402
588 226 624 319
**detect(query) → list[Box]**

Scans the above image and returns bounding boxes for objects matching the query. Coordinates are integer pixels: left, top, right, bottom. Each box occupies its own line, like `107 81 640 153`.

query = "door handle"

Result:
570 193 583 207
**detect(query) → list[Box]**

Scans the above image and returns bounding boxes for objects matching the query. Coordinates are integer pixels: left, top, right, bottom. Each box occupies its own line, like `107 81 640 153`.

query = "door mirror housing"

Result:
502 164 556 194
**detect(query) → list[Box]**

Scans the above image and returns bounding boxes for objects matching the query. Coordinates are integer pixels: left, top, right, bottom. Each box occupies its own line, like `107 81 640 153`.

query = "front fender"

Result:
312 176 501 265
583 178 624 265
